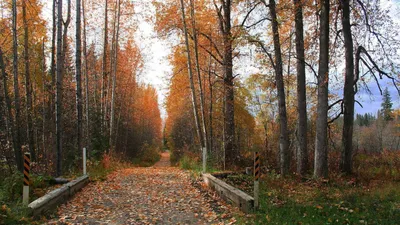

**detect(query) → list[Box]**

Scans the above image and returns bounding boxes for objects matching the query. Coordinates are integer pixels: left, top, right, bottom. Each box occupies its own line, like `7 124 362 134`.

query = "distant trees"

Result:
355 113 375 127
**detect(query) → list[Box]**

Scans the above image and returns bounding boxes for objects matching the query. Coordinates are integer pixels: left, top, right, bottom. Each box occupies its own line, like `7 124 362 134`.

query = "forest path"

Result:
46 152 234 225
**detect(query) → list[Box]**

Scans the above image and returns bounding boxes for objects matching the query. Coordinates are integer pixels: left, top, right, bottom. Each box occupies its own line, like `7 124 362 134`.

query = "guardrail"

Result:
202 173 254 213
28 175 89 216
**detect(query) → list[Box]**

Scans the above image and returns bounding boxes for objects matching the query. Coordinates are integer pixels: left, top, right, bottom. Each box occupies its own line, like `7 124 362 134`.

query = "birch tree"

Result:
179 0 204 159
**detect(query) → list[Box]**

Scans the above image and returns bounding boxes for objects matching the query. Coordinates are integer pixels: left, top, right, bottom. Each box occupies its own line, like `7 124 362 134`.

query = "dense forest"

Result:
0 0 162 178
157 0 400 177
0 0 400 223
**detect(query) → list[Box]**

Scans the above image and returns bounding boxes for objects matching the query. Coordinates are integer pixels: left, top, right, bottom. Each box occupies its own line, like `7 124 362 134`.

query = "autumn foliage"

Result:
0 0 162 177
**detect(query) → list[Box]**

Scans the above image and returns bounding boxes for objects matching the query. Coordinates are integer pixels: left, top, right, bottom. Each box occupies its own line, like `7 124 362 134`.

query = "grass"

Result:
179 154 220 175
237 173 400 224
0 173 52 224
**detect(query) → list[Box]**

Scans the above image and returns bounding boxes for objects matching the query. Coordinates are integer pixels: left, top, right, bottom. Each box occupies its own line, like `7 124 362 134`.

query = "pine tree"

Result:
381 88 393 121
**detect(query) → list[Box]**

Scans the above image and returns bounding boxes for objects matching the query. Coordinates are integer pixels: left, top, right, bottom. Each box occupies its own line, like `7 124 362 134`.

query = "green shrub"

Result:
0 173 23 202
131 143 161 167
170 149 182 166
179 155 201 171
0 203 33 225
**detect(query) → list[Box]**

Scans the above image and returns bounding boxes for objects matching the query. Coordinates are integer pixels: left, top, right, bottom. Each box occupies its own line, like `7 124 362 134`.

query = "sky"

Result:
133 1 172 119
353 0 400 115
40 0 400 119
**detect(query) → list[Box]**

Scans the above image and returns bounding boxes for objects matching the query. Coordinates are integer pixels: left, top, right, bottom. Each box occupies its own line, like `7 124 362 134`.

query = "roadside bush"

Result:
354 150 400 182
139 143 161 166
0 173 23 202
179 149 201 171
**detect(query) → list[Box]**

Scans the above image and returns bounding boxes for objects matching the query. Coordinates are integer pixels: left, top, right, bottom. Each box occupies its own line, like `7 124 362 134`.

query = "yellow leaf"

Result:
266 215 271 222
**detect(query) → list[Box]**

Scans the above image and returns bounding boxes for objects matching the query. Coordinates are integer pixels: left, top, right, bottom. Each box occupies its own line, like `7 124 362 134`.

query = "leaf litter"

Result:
45 153 237 225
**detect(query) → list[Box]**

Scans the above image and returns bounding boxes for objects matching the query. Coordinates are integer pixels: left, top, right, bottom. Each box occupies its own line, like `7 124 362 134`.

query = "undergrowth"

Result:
236 151 400 224
0 173 52 224
131 143 161 167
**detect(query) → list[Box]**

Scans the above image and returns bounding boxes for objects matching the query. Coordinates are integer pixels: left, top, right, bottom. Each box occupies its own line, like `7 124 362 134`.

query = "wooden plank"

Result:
202 173 254 213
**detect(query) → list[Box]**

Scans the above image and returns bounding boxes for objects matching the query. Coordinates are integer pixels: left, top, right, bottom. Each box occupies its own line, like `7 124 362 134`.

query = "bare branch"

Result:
239 2 261 27
198 43 223 65
355 100 363 108
244 17 270 29
328 99 343 111
198 32 224 59
248 38 276 70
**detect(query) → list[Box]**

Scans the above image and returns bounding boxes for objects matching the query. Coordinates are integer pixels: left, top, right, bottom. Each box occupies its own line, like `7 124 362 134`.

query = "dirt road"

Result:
46 152 234 225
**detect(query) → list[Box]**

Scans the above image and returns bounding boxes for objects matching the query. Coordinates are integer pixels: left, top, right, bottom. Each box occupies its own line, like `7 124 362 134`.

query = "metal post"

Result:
254 151 260 210
83 147 87 175
23 152 30 205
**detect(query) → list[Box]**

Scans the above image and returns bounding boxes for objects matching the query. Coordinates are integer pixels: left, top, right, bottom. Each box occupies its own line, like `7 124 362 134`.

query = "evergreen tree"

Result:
355 113 375 126
381 88 393 121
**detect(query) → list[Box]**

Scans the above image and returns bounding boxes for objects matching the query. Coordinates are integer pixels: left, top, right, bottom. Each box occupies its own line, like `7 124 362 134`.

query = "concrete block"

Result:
28 175 89 217
202 173 254 213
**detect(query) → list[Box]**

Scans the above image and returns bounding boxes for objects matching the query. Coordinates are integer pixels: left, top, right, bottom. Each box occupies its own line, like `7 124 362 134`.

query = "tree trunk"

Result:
189 0 208 170
56 0 64 177
41 40 47 164
269 0 290 175
220 0 235 168
0 48 21 172
101 0 108 133
179 0 204 154
340 0 354 174
51 0 57 147
76 0 83 160
294 0 308 175
51 0 57 92
56 0 71 176
12 0 23 172
82 0 90 152
22 0 35 160
105 0 118 139
109 0 121 149
314 0 330 178
208 47 213 154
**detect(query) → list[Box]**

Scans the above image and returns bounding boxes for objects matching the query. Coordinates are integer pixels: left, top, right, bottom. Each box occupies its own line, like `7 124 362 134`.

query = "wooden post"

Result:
202 147 206 173
83 147 87 175
254 151 260 210
23 152 30 205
